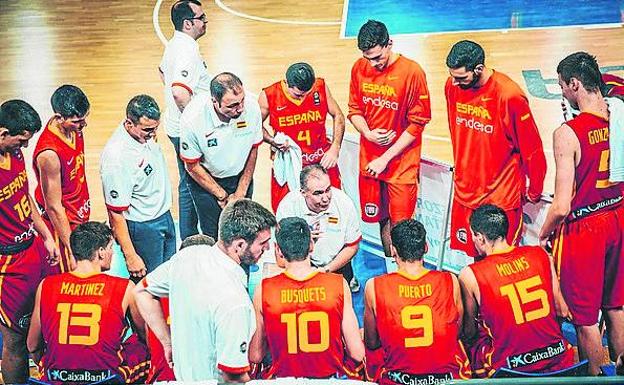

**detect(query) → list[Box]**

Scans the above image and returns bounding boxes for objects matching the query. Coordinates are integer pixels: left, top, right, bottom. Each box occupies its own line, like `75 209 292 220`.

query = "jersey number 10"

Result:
281 311 329 354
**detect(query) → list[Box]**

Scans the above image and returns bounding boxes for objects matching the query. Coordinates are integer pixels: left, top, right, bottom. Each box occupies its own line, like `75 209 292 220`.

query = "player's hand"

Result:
126 253 147 279
320 145 339 169
365 128 396 146
556 297 573 322
163 342 174 369
366 157 389 178
226 191 245 207
538 233 551 250
44 238 61 266
272 138 291 152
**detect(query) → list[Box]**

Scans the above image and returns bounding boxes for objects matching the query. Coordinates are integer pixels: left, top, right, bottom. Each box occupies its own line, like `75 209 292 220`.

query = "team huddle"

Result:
0 0 623 384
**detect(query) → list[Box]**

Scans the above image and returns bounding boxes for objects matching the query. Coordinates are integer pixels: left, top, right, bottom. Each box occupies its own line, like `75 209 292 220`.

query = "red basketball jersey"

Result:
39 272 131 384
0 150 35 245
470 246 574 373
264 79 331 164
261 271 347 378
34 120 90 226
146 297 175 383
373 270 470 383
566 112 622 221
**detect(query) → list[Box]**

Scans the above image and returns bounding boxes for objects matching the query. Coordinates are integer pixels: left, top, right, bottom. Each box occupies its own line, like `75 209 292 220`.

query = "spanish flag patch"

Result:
236 121 247 129
328 216 339 224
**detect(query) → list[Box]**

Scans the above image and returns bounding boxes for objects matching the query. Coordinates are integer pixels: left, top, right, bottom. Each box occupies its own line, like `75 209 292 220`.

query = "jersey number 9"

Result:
401 305 433 348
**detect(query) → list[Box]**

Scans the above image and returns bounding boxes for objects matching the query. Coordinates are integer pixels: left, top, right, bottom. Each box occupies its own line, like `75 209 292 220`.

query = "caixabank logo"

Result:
48 368 113 383
506 340 566 369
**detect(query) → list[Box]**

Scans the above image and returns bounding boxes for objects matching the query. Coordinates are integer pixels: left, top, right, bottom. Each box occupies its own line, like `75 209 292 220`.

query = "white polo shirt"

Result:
179 93 263 178
100 123 172 222
160 31 211 138
276 187 362 266
144 244 255 381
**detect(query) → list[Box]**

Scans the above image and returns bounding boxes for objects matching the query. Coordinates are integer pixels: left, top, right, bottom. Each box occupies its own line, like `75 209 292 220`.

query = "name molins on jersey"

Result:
0 170 27 203
398 283 433 299
280 287 327 304
495 257 531 277
59 282 105 296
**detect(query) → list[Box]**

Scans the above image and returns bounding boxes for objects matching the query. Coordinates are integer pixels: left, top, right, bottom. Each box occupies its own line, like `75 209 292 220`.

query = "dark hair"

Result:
300 164 328 190
210 72 243 104
70 222 113 261
171 0 202 31
357 20 389 51
390 219 427 262
557 51 602 93
286 63 315 92
181 234 215 249
446 40 485 71
126 95 160 124
51 85 90 119
469 204 508 242
0 99 42 136
219 199 277 245
276 217 311 262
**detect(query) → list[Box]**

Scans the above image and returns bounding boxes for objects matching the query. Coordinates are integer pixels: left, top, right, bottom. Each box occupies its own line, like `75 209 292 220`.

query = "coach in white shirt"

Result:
134 199 276 382
100 95 175 282
159 0 211 240
277 164 362 284
180 72 263 239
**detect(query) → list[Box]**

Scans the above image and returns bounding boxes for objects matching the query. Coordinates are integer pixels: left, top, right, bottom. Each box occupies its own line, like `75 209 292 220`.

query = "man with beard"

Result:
179 72 263 239
445 40 546 258
134 199 276 382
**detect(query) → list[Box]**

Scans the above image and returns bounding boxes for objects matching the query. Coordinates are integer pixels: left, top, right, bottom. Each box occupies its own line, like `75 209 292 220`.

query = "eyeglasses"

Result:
187 14 207 23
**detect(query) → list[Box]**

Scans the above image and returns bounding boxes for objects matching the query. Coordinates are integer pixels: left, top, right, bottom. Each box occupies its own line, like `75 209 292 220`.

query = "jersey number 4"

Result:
499 275 550 325
281 311 329 354
57 303 102 346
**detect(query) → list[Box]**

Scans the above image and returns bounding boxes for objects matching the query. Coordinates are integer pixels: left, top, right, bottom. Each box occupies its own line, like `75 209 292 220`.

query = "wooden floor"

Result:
0 0 623 221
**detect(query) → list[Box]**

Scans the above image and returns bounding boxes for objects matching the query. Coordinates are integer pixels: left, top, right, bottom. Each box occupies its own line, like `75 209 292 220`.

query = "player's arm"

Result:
538 124 578 246
548 255 571 320
324 242 359 273
509 95 547 203
216 304 254 383
36 150 73 260
230 146 258 203
27 282 44 363
342 278 365 361
172 85 192 113
363 277 381 350
458 266 480 344
107 208 146 279
28 194 60 264
248 285 267 364
123 281 146 342
451 273 464 330
184 161 229 204
365 130 417 177
320 84 345 169
134 276 172 367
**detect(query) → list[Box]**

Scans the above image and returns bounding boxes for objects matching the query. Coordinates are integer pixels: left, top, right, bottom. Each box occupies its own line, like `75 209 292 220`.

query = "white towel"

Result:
606 97 624 182
273 132 303 192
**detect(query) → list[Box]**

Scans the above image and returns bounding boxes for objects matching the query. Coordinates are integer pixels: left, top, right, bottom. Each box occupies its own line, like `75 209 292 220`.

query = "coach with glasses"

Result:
100 95 176 282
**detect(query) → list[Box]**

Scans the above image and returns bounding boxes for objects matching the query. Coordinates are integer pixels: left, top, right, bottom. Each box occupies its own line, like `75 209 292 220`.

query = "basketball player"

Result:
364 219 470 384
539 52 624 375
445 40 546 257
34 85 91 273
0 100 60 384
249 217 364 379
259 62 345 211
462 205 574 376
348 20 431 258
27 222 146 385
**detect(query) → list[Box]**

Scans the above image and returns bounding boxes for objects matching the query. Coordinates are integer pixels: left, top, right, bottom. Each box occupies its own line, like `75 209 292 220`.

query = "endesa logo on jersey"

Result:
455 103 494 134
362 82 399 111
